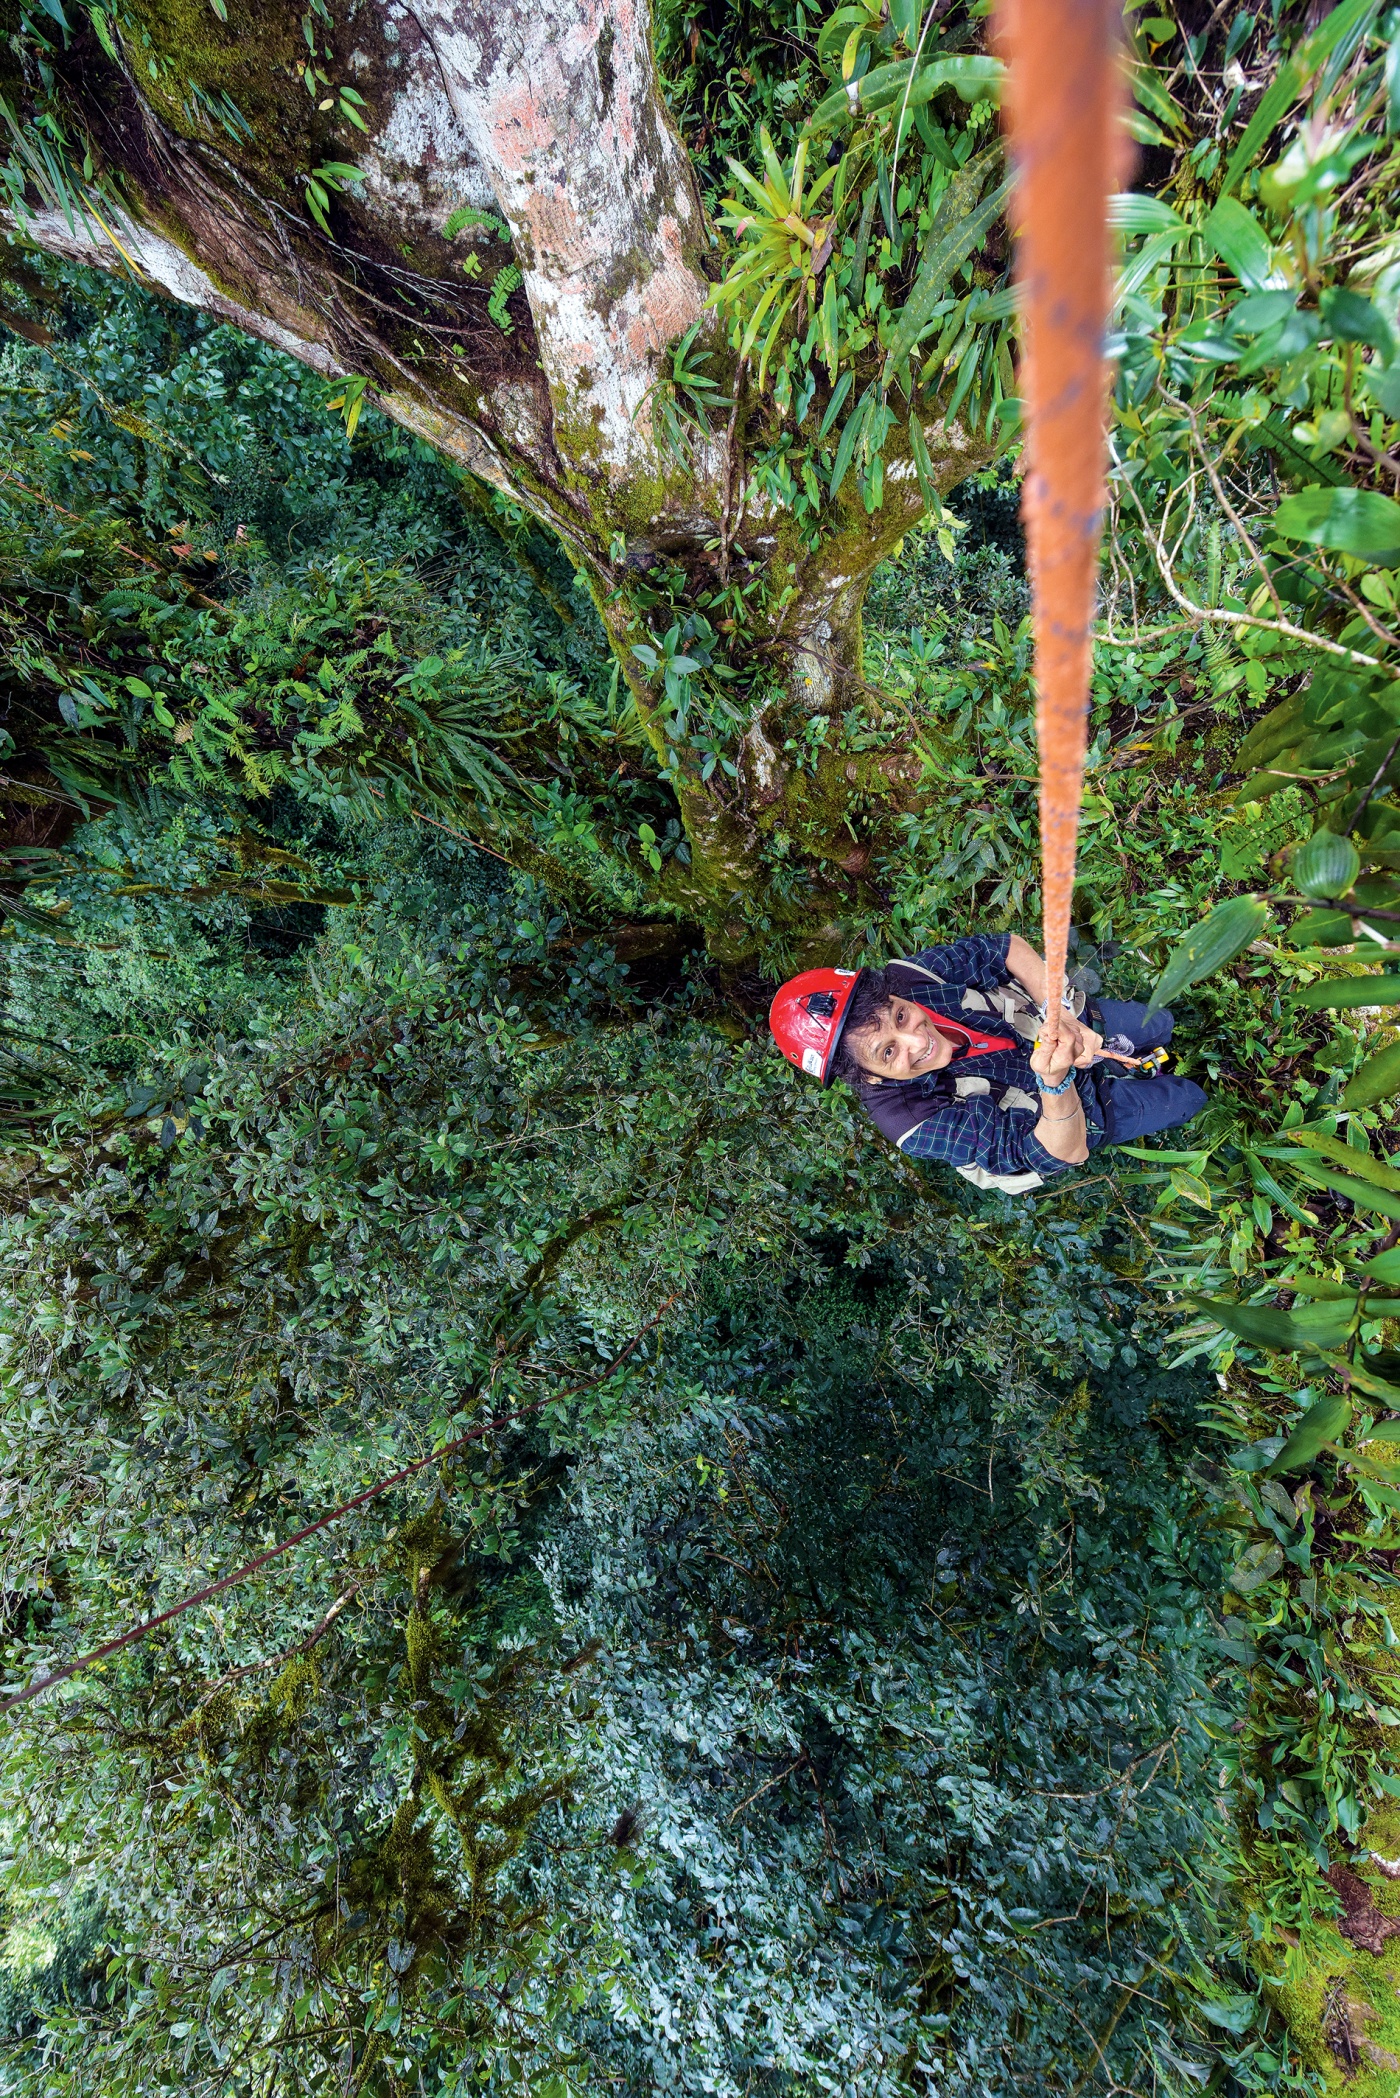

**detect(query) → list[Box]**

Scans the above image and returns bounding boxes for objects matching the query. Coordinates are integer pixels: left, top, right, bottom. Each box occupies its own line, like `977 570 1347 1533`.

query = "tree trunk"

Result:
3 0 999 951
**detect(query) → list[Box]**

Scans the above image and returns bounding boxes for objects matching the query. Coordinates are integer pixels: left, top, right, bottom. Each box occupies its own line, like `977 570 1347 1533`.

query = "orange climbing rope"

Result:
996 0 1126 1049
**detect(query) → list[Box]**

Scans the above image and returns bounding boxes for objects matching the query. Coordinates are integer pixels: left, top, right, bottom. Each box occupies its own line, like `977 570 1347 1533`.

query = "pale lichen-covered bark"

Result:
350 2 498 243
16 207 346 377
2 0 998 939
9 0 718 519
402 0 713 480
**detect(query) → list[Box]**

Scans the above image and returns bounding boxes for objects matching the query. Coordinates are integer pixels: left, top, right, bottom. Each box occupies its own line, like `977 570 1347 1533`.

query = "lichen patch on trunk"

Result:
404 0 710 478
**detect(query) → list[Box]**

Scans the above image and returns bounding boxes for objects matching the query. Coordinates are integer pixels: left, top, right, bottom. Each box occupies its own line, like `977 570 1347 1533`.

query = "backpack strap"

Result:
893 954 1085 1042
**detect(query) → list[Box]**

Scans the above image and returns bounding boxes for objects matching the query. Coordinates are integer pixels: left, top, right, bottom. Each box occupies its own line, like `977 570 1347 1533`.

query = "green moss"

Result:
270 1649 321 1719
120 0 312 177
1264 1830 1400 2091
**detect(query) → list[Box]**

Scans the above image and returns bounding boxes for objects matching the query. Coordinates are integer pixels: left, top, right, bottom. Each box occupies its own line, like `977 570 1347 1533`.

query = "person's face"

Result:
850 998 955 1083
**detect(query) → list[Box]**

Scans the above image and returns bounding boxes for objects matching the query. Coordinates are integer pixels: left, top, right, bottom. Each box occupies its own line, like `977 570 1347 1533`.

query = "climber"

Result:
768 932 1206 1196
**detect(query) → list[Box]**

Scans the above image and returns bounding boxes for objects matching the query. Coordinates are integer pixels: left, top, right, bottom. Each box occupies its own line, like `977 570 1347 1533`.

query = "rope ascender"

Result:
996 0 1125 1050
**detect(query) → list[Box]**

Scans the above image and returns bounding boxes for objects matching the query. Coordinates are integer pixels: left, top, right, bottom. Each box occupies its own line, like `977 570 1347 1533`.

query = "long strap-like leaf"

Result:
1221 0 1380 193
883 156 1010 372
807 52 1003 134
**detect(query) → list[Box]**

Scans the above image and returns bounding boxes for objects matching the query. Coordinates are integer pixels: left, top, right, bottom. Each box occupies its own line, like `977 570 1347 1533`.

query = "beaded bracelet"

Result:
1035 1070 1077 1096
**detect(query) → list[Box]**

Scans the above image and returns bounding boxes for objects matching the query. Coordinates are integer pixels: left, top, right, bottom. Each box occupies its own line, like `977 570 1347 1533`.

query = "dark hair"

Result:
829 966 898 1089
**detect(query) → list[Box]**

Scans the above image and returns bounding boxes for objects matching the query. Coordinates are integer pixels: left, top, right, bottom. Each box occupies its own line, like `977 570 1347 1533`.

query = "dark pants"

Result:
1084 1000 1207 1149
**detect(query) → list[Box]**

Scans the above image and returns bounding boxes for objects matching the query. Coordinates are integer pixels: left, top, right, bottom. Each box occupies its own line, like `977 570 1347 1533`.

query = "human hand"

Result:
1061 1016 1103 1067
1030 1032 1077 1090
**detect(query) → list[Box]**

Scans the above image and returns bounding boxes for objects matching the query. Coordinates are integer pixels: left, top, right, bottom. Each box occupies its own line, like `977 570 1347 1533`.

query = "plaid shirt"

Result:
860 936 1101 1184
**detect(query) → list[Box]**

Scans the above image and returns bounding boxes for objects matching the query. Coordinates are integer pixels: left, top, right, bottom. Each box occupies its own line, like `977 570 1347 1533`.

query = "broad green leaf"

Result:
1202 197 1285 291
1363 1418 1400 1441
858 51 1004 114
1128 56 1187 137
1236 692 1304 771
1113 1146 1211 1166
1168 1167 1212 1209
1108 193 1186 236
1197 1994 1256 2035
1322 286 1397 359
1268 1393 1354 1474
908 414 937 509
1115 225 1190 305
1227 1435 1286 1472
1143 895 1271 1016
1189 1294 1357 1352
1231 288 1299 334
884 160 1011 369
817 6 871 61
1272 486 1400 556
1293 830 1360 899
1344 1039 1400 1110
1337 1354 1400 1404
1257 1474 1301 1526
1286 909 1354 948
1178 322 1253 363
1288 1158 1400 1219
1233 766 1305 804
817 369 854 441
808 52 1003 132
1291 975 1400 1009
1345 1444 1400 1481
1279 1129 1400 1193
1229 1539 1286 1590
828 385 872 497
1365 1246 1400 1285
1124 111 1174 148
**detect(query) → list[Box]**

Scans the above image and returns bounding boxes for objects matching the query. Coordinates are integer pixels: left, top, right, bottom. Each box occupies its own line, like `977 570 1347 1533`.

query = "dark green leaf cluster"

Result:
0 857 1255 2096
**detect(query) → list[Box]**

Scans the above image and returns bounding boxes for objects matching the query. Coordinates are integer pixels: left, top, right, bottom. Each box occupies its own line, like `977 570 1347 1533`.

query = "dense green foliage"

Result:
10 0 1400 2089
0 851 1245 2097
0 262 1279 2093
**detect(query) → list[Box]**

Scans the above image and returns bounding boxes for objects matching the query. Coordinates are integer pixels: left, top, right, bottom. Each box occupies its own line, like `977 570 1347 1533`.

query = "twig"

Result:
1343 726 1400 831
728 1757 803 1822
1162 0 1234 94
1030 1731 1181 1801
1333 572 1400 655
362 783 512 863
1064 1983 1135 2098
1346 415 1400 485
1164 390 1282 616
1115 460 1389 669
189 1582 363 1712
1 1303 674 1718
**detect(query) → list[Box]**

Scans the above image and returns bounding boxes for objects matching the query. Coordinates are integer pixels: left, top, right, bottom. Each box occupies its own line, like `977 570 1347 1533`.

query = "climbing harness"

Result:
996 0 1125 1052
1119 1045 1172 1078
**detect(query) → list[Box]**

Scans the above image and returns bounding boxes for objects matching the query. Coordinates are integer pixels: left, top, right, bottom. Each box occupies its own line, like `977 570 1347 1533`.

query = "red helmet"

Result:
768 967 865 1087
